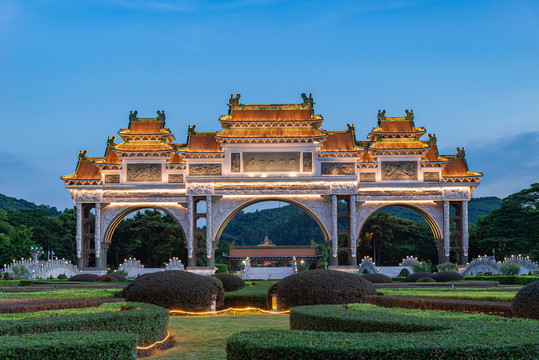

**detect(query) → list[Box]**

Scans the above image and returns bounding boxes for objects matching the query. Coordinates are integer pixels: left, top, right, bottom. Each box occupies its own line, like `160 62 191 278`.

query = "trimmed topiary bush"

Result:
68 274 100 282
433 271 464 282
213 273 246 292
416 277 436 283
124 270 224 311
107 273 127 282
266 269 376 310
405 272 434 282
362 273 393 283
398 268 410 277
511 280 539 320
95 275 116 282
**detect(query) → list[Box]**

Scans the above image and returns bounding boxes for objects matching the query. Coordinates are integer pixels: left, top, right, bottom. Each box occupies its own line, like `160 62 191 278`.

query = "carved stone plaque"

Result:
231 153 241 173
360 172 376 182
302 152 313 172
168 174 184 183
126 163 162 182
243 152 300 172
381 161 417 180
424 172 440 182
104 174 120 184
189 163 222 176
321 162 355 175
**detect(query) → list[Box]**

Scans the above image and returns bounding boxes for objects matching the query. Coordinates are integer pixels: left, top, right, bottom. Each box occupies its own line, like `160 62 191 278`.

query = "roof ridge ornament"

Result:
157 110 166 121
301 93 314 108
405 109 414 120
456 147 466 158
228 93 241 106
427 133 437 146
78 150 88 161
346 123 355 133
129 110 138 122
188 124 196 134
106 136 116 147
377 110 386 126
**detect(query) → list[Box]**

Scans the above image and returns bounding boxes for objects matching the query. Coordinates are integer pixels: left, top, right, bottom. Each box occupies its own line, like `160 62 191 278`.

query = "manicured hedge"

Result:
361 273 393 283
0 297 124 314
405 272 433 282
0 302 168 346
227 304 539 359
376 289 516 302
0 331 137 360
512 280 539 320
0 280 21 287
267 269 376 310
124 270 224 311
364 295 512 317
213 273 246 292
463 275 539 285
68 274 100 282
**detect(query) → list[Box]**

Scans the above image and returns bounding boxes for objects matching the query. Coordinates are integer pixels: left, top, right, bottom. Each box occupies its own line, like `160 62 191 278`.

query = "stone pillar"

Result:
100 242 109 270
206 195 215 268
95 203 102 269
462 200 469 264
349 194 357 266
76 203 83 268
187 196 195 267
330 194 338 266
443 201 450 262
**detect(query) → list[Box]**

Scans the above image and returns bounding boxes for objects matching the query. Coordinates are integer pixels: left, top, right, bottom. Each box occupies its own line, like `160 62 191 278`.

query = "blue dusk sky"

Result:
0 0 538 210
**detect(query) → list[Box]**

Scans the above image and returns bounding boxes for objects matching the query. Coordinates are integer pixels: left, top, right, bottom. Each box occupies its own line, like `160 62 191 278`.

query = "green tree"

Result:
471 183 539 261
0 210 35 265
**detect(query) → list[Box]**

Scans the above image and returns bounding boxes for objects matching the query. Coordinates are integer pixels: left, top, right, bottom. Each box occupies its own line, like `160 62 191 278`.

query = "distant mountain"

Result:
0 193 61 216
221 196 502 246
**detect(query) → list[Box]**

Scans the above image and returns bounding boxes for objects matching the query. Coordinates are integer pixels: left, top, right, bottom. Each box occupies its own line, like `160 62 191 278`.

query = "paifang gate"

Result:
61 94 482 273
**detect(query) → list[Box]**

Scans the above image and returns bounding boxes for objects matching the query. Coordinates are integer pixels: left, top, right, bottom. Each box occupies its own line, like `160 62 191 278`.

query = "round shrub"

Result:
416 277 436 283
511 280 539 320
405 272 434 283
107 272 127 282
124 270 224 311
95 274 116 282
361 273 393 283
266 269 376 310
398 268 410 277
433 271 464 282
68 273 100 282
213 273 246 292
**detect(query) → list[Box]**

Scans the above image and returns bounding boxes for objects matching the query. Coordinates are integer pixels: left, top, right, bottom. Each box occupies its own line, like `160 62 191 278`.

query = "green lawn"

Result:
148 314 289 360
376 289 517 302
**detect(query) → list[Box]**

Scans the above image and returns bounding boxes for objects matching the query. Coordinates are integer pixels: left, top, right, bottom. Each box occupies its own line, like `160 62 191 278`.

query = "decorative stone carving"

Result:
302 152 312 172
102 191 184 200
423 172 440 182
462 201 469 255
76 204 82 258
331 195 338 258
187 183 214 195
206 195 212 258
381 161 417 180
443 201 450 257
187 197 194 260
359 172 376 182
168 174 184 184
358 257 377 274
74 190 101 203
462 256 501 276
189 164 222 176
105 174 120 184
349 195 357 258
330 182 357 195
358 190 441 197
243 152 300 172
214 183 329 195
321 162 355 175
95 203 101 259
442 188 470 200
126 163 162 182
231 153 241 173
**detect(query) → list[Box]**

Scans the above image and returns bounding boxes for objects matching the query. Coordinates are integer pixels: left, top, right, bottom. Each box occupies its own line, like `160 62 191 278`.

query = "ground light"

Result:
136 331 170 350
169 307 290 316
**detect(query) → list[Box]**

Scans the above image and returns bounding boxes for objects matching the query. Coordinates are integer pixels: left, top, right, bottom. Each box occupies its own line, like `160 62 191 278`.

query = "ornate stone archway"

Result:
62 94 482 272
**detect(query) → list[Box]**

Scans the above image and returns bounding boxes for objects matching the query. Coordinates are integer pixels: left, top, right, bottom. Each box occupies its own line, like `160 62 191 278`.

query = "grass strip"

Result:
0 288 118 300
376 289 516 301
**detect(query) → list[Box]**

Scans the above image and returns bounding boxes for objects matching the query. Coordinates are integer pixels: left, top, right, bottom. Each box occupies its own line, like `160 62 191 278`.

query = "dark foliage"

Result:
416 277 436 283
107 273 127 282
266 269 376 310
95 274 117 282
0 193 60 216
213 273 246 292
511 280 539 320
361 273 393 283
124 270 224 311
405 272 434 282
432 271 464 282
68 274 100 282
0 298 124 314
398 268 410 277
464 275 539 285
365 295 512 317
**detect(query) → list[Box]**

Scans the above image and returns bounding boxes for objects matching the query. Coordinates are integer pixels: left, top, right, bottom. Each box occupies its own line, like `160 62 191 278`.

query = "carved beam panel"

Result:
189 164 222 176
302 152 313 172
359 172 376 182
243 152 300 172
104 174 120 184
381 161 418 181
321 162 355 175
126 163 162 182
231 153 241 173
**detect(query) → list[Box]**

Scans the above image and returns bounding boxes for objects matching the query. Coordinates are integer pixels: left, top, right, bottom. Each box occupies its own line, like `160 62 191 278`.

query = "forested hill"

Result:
220 196 502 246
0 193 61 216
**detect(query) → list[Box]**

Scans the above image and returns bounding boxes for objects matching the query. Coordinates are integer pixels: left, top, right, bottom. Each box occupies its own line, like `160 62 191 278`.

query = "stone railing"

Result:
3 259 78 279
165 258 185 271
358 257 377 274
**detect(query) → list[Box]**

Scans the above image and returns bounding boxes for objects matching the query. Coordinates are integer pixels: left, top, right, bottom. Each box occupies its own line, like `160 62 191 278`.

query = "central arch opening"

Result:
358 205 439 266
106 208 187 269
215 200 329 272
